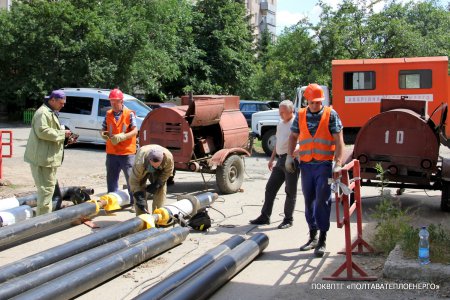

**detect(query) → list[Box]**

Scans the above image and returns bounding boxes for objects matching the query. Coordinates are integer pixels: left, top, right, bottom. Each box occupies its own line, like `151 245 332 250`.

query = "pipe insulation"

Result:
161 233 269 300
0 228 162 299
13 227 189 300
0 217 145 283
134 235 246 300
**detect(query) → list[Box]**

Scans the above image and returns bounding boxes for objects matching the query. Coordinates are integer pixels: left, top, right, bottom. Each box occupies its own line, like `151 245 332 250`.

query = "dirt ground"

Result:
0 124 449 299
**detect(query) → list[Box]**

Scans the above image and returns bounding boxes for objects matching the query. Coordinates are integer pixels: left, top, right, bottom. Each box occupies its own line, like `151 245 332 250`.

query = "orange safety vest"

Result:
105 107 136 155
298 106 335 162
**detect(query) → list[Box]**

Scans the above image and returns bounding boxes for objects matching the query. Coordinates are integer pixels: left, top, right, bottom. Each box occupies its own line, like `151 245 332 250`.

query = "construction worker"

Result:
24 90 72 215
129 144 174 215
249 100 300 229
286 83 345 257
100 88 137 211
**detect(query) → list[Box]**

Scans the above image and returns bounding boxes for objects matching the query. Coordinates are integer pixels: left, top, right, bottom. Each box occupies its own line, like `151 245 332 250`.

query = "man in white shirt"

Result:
249 100 300 229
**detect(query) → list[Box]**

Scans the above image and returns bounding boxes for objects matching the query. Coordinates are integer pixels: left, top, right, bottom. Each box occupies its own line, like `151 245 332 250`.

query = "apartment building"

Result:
0 0 11 10
246 0 277 41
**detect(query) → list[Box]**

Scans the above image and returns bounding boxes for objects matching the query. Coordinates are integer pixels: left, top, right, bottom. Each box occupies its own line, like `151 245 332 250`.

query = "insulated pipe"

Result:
16 186 95 207
134 235 246 300
100 189 130 209
14 227 190 300
154 192 217 226
0 228 163 299
0 205 33 227
162 233 269 300
0 216 145 283
0 200 104 250
0 197 20 211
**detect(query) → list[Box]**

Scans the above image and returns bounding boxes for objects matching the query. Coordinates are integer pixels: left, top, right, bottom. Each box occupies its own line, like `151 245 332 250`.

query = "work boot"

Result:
299 229 318 251
314 231 327 257
249 215 270 225
277 220 293 229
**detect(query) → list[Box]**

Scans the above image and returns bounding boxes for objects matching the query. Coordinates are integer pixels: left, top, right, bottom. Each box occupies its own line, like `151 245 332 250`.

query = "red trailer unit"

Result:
332 56 450 133
139 95 251 194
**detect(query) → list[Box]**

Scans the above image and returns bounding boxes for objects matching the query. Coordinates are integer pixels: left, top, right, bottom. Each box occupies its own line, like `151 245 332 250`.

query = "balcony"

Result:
260 1 276 14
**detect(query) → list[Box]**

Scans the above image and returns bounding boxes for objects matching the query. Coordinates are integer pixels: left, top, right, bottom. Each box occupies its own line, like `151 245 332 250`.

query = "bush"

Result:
371 195 450 264
371 163 450 264
371 198 412 254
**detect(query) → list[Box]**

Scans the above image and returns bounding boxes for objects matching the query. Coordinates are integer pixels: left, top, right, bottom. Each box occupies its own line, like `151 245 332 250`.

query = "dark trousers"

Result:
261 154 300 222
300 161 332 232
106 154 135 204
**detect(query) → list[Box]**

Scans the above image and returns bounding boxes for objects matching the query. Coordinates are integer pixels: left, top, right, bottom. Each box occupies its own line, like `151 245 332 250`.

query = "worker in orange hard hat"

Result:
287 83 345 257
101 88 138 212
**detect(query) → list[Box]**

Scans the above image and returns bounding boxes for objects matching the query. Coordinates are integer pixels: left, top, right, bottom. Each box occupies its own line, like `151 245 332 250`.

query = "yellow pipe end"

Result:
138 214 156 229
101 194 122 211
153 207 171 226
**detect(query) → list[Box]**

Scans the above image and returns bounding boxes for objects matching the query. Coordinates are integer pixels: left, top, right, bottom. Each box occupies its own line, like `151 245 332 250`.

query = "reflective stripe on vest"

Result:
105 108 136 155
298 106 335 162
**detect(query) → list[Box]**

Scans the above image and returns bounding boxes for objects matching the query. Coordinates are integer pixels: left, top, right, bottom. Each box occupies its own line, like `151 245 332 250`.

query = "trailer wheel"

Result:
441 181 450 212
216 155 244 194
262 129 276 156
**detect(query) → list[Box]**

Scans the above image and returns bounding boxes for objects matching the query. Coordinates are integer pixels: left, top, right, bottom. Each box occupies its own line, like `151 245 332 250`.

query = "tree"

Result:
190 0 256 97
258 28 273 70
255 21 319 100
362 0 450 59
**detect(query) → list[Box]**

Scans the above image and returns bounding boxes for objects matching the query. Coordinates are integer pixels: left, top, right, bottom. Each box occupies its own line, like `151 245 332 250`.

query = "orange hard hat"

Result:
109 88 124 100
304 83 324 102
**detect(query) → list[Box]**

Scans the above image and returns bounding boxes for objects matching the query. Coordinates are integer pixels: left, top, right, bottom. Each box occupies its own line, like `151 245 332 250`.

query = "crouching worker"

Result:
129 145 174 215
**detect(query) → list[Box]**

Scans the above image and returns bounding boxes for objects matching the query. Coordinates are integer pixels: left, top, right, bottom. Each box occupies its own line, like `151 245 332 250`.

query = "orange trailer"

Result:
332 56 450 136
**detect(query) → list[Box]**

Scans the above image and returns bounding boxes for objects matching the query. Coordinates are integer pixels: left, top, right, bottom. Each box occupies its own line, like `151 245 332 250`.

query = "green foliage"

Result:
371 164 450 263
191 0 256 98
254 0 450 101
254 21 319 100
372 198 412 254
401 223 450 264
371 163 411 254
0 0 448 113
258 29 273 70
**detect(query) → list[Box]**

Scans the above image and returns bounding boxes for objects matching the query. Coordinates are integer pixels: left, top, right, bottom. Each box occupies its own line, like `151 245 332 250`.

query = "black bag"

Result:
188 210 211 231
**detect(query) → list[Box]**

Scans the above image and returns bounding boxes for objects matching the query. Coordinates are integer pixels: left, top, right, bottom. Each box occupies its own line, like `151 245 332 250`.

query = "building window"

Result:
399 70 432 89
343 71 376 90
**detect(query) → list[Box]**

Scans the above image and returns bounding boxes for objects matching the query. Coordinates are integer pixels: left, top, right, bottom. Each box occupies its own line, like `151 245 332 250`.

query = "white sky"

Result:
276 0 446 34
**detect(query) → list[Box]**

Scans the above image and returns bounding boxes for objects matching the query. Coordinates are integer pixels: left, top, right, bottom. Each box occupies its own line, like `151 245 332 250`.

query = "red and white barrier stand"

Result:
323 159 377 281
0 130 13 179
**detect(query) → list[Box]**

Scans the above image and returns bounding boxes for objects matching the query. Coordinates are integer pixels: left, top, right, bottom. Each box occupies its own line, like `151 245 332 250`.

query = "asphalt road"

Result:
0 124 448 299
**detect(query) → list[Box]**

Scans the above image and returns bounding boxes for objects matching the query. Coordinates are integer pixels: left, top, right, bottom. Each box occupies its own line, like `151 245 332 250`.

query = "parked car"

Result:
145 102 177 110
266 100 280 109
251 85 330 155
58 88 151 144
239 100 272 126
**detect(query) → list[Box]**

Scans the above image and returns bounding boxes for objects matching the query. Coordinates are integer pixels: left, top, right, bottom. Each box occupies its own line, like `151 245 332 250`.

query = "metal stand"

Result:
323 159 377 281
0 130 13 179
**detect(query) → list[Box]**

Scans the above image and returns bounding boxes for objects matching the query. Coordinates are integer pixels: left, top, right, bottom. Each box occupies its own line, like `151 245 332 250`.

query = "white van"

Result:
251 85 330 155
58 88 151 144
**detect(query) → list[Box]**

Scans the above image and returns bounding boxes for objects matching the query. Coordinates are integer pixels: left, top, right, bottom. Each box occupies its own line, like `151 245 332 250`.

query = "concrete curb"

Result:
383 245 450 281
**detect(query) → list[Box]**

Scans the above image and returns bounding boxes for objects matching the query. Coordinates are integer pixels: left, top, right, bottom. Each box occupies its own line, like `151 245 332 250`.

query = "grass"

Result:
371 198 450 264
371 163 450 264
